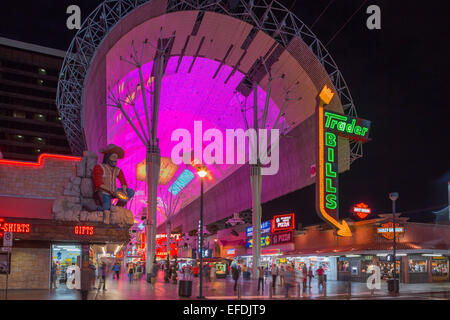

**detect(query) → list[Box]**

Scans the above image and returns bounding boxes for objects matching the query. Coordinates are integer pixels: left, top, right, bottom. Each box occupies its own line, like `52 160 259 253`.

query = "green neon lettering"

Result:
325 132 336 147
326 178 336 193
346 119 356 133
326 163 336 177
324 112 347 128
337 121 346 131
361 127 369 137
326 194 337 210
354 126 362 135
328 148 335 162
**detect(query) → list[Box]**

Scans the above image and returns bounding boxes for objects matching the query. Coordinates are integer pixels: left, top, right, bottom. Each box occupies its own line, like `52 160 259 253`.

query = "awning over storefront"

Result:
0 196 53 219
283 242 450 257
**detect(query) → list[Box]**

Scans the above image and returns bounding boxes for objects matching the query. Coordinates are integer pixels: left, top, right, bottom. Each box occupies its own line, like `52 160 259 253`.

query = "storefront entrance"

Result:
51 244 81 289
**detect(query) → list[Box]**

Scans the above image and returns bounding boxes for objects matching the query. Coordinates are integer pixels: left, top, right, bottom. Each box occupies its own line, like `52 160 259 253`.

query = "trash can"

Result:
387 279 399 293
178 280 192 297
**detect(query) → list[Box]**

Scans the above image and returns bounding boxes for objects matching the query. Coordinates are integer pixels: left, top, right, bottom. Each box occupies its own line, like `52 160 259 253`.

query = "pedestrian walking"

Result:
271 264 279 289
136 263 143 280
307 266 314 288
193 264 199 278
301 265 307 291
284 266 295 298
98 262 107 291
128 263 135 283
279 265 285 287
232 265 240 291
51 261 58 290
204 264 211 282
184 264 192 280
112 262 121 280
210 264 216 283
257 266 265 294
89 260 96 289
316 265 325 291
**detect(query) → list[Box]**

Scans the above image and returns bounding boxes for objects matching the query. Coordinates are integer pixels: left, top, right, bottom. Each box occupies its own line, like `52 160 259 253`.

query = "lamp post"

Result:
197 167 208 299
389 192 399 294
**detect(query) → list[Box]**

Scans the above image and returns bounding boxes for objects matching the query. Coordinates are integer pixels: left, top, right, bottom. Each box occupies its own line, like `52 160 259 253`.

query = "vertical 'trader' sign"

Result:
315 85 371 237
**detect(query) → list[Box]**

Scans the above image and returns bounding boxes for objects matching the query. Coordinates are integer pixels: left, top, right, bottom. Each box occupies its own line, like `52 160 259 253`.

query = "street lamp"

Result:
197 166 207 299
389 192 399 294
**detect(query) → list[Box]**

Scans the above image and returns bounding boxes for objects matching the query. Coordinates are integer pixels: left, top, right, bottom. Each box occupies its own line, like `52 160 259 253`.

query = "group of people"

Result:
126 262 145 283
229 263 327 297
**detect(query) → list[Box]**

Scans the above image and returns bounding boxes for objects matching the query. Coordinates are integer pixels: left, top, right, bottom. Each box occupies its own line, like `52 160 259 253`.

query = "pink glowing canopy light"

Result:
106 57 287 226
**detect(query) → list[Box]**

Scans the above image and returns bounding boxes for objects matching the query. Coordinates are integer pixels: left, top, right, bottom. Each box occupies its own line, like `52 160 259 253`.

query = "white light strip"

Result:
345 255 361 257
422 253 443 257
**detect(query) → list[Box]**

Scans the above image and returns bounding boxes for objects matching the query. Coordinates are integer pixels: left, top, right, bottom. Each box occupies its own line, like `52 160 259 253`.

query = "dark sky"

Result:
1 0 448 225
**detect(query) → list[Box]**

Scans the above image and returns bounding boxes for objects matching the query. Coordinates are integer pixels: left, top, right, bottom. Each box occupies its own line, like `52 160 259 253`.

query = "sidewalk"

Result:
0 271 449 300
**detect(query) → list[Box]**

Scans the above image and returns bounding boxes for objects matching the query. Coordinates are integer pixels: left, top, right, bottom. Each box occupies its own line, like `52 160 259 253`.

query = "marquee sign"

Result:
271 213 295 233
315 86 371 237
352 203 372 219
377 222 405 240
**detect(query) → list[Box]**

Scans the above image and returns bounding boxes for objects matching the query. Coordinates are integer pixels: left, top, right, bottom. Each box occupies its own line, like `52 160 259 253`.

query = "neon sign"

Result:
168 169 195 195
246 235 271 248
271 230 293 245
74 225 94 236
0 153 81 167
352 203 372 219
315 85 371 237
377 222 404 240
271 213 295 233
0 219 30 235
246 220 271 237
226 248 236 256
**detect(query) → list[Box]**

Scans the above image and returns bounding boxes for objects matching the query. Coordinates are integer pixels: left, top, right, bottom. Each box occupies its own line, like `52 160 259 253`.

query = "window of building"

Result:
34 114 46 121
409 259 427 273
13 111 26 119
431 258 448 277
35 137 46 144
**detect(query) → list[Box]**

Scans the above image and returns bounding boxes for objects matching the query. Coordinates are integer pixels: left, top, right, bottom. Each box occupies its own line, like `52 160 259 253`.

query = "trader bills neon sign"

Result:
315 85 371 237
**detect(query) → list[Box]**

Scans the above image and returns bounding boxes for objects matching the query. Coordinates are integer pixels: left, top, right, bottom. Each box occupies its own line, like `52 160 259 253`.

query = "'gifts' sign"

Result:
271 230 293 245
271 213 295 233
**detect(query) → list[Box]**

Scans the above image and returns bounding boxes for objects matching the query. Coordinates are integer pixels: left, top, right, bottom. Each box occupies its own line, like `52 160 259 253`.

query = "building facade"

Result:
0 37 71 161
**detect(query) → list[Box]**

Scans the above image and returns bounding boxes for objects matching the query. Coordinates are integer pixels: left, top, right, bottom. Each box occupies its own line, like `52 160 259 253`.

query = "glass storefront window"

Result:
431 259 448 277
409 259 427 273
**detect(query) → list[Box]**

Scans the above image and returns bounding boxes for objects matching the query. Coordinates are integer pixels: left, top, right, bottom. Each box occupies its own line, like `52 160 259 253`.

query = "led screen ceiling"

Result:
107 56 288 226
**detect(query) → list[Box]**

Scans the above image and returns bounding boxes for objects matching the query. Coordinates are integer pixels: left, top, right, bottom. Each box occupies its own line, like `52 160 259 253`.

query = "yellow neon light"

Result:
318 102 352 237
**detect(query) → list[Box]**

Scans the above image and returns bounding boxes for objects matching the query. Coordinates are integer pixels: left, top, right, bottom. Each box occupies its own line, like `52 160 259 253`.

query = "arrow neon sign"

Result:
315 85 371 237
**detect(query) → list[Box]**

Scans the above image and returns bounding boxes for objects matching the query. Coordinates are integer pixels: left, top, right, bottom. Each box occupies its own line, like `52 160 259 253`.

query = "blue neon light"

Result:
169 169 195 195
246 220 271 238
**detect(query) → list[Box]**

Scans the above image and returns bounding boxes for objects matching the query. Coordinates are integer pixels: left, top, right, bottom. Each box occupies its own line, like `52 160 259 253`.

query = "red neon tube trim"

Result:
0 153 81 167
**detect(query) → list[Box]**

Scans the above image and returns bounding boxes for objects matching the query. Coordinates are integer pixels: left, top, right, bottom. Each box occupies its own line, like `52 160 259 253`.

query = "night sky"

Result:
1 0 448 226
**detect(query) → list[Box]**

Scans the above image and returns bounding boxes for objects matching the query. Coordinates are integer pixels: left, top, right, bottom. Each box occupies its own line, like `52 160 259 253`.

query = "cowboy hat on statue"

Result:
93 144 134 211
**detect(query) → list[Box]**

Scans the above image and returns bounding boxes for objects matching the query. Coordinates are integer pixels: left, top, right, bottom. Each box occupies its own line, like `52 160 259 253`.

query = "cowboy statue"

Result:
93 144 135 211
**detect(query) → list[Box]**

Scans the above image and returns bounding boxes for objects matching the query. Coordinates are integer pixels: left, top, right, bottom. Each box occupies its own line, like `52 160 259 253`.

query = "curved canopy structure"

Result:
57 0 363 232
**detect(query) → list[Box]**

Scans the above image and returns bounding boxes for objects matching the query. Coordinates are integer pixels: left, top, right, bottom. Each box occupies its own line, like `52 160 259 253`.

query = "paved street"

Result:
1 270 449 300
